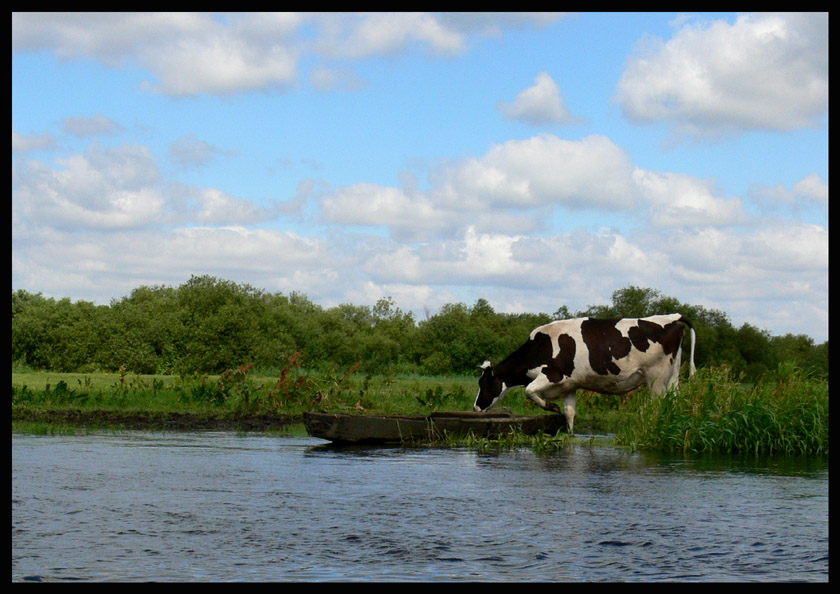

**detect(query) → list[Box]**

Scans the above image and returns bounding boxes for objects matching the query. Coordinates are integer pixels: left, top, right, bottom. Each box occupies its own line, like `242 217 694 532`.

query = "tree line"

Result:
12 276 827 381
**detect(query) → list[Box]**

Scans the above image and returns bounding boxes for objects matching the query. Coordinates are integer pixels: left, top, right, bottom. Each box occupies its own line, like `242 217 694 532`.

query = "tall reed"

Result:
615 364 828 455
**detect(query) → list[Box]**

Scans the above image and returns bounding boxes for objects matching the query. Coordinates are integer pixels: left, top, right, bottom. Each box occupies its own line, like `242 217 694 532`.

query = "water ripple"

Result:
12 433 828 582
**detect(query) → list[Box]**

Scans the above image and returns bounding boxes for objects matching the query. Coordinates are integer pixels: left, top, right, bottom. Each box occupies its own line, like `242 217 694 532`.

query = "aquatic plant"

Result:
615 365 828 455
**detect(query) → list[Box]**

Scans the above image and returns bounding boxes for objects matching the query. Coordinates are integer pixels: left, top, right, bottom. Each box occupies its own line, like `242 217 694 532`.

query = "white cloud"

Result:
142 31 299 96
339 280 440 316
190 189 275 225
640 223 827 295
746 172 828 215
227 12 305 41
62 114 124 138
13 144 165 230
741 222 828 272
316 134 641 241
12 12 565 97
459 226 525 277
792 173 828 205
12 12 214 65
12 123 55 152
437 12 564 35
163 226 327 271
361 226 530 289
12 225 332 305
497 72 580 125
315 12 466 59
642 227 742 275
432 134 638 211
633 169 748 227
12 12 299 97
312 12 564 61
321 183 453 237
509 229 666 290
320 132 756 238
169 134 227 167
616 12 828 137
12 143 276 231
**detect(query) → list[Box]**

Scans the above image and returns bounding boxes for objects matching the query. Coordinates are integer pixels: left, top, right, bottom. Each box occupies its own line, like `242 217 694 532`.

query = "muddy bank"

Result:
12 407 613 435
12 408 300 432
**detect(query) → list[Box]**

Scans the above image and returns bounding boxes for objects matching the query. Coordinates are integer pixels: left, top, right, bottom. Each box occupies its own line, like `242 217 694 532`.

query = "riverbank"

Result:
11 368 583 437
11 365 828 454
11 406 300 433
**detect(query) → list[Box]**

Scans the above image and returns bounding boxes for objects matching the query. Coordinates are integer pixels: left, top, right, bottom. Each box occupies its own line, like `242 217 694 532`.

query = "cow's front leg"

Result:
525 389 569 427
562 393 576 434
527 393 577 433
525 377 575 432
534 396 563 414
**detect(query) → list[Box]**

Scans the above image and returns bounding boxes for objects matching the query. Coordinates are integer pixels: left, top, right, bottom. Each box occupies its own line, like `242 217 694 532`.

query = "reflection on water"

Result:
12 432 827 582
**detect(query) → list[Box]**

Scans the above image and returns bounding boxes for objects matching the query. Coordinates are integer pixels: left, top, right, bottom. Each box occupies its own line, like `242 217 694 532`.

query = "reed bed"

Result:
615 364 828 455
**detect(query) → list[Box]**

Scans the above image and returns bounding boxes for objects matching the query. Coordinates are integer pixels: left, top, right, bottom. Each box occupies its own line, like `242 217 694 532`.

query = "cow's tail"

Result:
680 315 697 378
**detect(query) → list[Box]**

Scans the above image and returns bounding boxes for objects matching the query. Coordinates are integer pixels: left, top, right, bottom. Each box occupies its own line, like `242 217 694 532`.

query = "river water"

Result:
12 431 828 582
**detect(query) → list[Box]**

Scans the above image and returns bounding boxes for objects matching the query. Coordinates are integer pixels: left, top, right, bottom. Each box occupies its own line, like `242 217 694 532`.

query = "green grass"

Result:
614 364 828 455
425 429 614 454
11 421 87 436
12 362 828 455
10 365 529 417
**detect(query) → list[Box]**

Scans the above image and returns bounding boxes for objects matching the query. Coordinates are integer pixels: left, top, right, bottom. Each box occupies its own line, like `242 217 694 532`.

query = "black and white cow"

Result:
475 314 696 432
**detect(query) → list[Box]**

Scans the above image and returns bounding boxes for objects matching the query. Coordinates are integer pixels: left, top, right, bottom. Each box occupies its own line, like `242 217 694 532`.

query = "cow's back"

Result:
530 314 689 384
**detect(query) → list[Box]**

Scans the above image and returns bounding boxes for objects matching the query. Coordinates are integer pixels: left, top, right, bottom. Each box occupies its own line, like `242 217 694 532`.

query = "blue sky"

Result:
12 12 828 341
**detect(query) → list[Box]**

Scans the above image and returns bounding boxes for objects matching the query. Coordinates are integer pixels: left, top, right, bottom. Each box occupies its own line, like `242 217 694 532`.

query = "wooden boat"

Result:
302 407 566 444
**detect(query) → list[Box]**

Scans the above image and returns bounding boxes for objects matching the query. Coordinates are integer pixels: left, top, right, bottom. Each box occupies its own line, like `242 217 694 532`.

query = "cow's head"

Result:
474 361 505 411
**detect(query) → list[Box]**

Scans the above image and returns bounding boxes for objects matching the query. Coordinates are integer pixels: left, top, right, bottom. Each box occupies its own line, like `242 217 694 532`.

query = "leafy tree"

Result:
43 297 108 372
10 281 827 380
416 302 471 374
735 323 778 380
580 286 682 319
250 292 301 370
105 285 180 373
770 333 828 378
12 290 54 369
173 275 264 374
552 305 572 320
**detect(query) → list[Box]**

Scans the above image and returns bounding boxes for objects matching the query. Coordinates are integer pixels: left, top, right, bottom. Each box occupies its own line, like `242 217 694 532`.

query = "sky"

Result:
12 12 828 342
